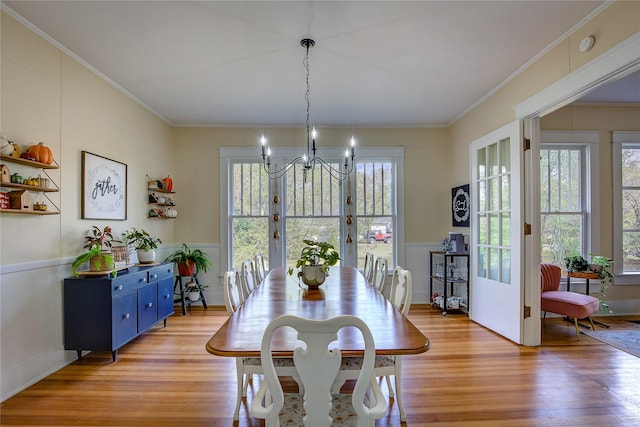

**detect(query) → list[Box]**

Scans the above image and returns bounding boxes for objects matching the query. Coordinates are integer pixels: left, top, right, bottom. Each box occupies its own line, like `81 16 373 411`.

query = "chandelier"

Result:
260 38 355 182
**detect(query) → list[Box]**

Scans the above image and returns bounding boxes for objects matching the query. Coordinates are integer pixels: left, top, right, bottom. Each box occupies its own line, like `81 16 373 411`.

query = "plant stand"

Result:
174 272 208 315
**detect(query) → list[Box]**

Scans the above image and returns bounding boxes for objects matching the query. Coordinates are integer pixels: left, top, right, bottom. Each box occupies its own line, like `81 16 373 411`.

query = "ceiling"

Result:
5 1 624 128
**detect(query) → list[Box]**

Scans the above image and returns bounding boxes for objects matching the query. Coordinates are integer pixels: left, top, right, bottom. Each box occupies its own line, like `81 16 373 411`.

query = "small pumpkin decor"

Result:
27 142 53 165
160 175 173 192
164 243 212 276
287 239 340 289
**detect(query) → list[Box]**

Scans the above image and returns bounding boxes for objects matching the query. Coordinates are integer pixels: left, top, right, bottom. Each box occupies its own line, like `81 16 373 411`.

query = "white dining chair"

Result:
251 314 387 427
253 253 267 283
371 257 388 294
363 252 375 285
239 260 257 300
337 267 413 422
223 270 298 421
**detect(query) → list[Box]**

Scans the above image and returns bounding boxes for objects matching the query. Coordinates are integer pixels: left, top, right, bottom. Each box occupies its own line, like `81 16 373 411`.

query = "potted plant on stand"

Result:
123 228 161 264
71 226 120 276
164 243 213 276
184 280 209 301
287 239 340 288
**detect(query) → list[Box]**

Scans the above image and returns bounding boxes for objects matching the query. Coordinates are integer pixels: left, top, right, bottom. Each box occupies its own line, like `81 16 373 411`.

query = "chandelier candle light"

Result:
260 38 355 182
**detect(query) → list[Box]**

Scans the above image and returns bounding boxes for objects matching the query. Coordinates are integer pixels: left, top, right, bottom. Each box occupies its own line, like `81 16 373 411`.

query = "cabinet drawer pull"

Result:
141 277 147 283
117 285 123 290
147 302 153 308
151 274 158 279
165 293 171 299
124 313 130 319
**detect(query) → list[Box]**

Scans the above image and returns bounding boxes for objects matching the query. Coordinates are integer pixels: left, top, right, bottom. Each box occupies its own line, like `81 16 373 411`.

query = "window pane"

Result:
478 214 487 245
285 218 340 267
622 147 640 186
478 147 486 179
488 177 499 211
622 231 640 272
500 213 510 247
478 246 487 278
499 137 510 173
478 181 486 212
232 217 269 268
488 248 499 281
501 175 510 210
488 213 499 246
622 189 640 230
540 214 582 264
488 143 498 176
501 249 511 284
357 217 393 269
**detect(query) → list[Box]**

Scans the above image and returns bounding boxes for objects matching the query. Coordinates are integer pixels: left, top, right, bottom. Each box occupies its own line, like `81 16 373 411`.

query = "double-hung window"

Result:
540 131 599 266
221 147 404 272
613 132 640 281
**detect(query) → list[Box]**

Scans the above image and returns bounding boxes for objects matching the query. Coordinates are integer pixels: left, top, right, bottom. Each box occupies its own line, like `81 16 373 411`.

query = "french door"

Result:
470 121 524 344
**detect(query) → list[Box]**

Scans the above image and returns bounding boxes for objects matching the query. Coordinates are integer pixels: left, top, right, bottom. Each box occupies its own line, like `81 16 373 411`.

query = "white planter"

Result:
301 265 326 288
187 291 200 301
136 249 156 264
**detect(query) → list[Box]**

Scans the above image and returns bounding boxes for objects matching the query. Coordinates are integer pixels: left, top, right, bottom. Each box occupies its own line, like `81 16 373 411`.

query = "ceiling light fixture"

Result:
260 38 355 182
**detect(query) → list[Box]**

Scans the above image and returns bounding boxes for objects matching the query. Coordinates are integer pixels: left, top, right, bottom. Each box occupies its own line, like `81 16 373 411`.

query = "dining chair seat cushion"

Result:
340 355 395 369
242 357 296 367
278 392 373 426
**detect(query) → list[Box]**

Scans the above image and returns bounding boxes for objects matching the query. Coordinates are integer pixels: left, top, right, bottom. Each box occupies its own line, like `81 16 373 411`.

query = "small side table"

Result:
566 271 609 329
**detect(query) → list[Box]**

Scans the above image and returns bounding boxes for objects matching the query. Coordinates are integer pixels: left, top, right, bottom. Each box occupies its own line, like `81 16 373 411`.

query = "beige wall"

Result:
0 11 173 401
172 126 451 245
1 11 174 264
449 1 640 186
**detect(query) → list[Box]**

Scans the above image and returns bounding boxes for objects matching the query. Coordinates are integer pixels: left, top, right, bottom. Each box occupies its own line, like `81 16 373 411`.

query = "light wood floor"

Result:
2 305 640 426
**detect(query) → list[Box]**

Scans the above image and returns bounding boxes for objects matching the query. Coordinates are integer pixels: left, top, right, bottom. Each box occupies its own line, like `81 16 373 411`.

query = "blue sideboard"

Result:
64 262 174 361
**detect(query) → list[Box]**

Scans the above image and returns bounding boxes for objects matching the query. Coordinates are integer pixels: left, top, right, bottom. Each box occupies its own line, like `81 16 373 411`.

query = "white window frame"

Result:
220 147 405 271
613 131 640 285
540 131 600 266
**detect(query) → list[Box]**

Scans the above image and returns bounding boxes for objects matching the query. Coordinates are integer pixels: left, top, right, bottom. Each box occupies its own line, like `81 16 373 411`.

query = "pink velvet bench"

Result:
541 263 599 340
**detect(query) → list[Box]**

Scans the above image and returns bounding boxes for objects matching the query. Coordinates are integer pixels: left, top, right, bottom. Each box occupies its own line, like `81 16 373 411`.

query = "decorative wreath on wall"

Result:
451 184 470 227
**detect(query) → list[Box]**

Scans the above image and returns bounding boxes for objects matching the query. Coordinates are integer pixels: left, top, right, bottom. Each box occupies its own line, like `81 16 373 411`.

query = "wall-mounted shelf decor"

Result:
0 154 60 215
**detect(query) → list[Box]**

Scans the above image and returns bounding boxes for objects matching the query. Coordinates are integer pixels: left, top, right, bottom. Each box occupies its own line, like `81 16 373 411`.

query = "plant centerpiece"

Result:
164 243 213 276
288 239 340 288
123 228 161 264
72 226 120 275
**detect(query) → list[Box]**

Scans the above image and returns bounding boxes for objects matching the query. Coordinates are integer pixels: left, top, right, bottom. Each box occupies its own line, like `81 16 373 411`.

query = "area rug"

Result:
582 328 640 358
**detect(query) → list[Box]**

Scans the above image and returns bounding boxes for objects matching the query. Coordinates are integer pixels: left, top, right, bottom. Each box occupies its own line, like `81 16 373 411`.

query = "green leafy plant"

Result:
184 281 209 292
287 239 340 276
589 253 614 313
564 255 588 273
71 247 116 277
84 225 120 250
164 243 213 273
123 228 161 250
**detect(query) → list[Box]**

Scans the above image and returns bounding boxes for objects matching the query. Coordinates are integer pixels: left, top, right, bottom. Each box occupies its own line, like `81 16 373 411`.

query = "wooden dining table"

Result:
206 266 430 357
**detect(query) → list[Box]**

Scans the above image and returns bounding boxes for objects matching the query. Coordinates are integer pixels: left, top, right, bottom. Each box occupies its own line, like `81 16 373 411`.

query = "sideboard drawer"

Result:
148 264 174 283
112 271 148 296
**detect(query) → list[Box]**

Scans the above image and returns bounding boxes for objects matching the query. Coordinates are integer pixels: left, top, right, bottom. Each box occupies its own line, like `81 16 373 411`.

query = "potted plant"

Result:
564 255 589 273
123 228 161 264
287 239 340 288
588 253 614 313
164 243 213 276
184 280 209 301
74 226 121 273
